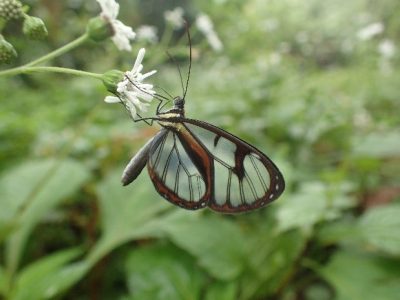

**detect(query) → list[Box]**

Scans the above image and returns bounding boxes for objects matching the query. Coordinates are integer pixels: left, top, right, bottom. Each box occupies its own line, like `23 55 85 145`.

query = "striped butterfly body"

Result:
122 97 285 213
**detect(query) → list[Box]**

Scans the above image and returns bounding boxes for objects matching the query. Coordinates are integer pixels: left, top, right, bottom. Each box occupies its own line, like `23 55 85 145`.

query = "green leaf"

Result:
316 218 361 246
11 248 83 300
0 220 16 244
358 204 400 255
352 131 400 158
88 169 171 265
2 159 90 276
204 281 237 300
159 211 248 280
97 168 170 239
125 243 205 300
316 251 400 300
240 224 307 299
18 169 175 299
276 181 355 233
0 265 8 298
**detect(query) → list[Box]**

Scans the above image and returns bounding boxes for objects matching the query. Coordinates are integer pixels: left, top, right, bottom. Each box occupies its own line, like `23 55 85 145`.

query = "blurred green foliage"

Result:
0 0 399 299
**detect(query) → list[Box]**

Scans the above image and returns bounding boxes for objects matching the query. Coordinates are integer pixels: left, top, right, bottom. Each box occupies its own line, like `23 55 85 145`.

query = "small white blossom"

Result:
379 39 396 59
353 108 372 128
137 25 158 44
96 0 136 51
164 7 185 29
262 18 279 32
105 48 157 117
196 14 223 52
295 31 308 44
357 22 384 40
269 52 281 65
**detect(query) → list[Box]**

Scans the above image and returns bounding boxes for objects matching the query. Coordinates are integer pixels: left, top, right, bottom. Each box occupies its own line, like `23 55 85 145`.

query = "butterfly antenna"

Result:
125 76 170 102
166 51 185 97
155 84 174 100
183 21 192 100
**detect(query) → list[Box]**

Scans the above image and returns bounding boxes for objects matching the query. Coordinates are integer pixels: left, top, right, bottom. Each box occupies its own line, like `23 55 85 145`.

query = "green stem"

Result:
159 23 174 48
25 33 89 67
0 33 90 78
26 66 102 78
0 66 102 79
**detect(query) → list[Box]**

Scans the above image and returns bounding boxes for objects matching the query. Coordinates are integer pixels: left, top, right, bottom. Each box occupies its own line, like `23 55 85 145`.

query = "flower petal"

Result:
132 48 146 73
111 20 136 51
97 0 119 20
141 70 157 79
104 96 121 103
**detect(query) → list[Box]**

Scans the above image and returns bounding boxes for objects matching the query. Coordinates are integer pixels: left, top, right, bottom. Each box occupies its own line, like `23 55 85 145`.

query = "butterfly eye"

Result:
173 97 185 109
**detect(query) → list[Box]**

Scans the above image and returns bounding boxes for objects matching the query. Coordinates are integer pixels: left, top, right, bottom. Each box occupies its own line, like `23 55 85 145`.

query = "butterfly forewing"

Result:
182 120 284 212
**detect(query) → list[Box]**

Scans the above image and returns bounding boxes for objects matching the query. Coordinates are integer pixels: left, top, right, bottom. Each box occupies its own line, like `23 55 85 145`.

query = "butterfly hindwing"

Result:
147 126 212 210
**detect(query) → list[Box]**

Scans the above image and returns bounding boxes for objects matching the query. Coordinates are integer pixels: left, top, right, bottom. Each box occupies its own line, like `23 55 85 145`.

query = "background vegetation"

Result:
0 0 399 299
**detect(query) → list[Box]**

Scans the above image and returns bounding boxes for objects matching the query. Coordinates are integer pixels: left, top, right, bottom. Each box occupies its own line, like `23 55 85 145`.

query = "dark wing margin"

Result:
181 118 285 213
147 125 213 210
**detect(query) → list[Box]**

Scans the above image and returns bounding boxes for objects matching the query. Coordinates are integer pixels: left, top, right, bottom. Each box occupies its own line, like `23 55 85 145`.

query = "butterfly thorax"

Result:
156 96 185 129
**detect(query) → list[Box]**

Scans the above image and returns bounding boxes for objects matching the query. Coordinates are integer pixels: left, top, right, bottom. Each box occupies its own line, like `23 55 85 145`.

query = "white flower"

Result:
269 52 281 65
164 7 185 29
196 14 223 52
105 48 157 117
96 0 136 51
379 39 396 59
262 18 279 32
357 22 384 41
137 25 158 44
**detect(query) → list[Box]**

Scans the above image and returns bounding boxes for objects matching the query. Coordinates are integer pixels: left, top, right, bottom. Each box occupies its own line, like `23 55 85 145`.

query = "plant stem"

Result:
0 33 90 78
26 33 89 67
0 66 102 79
27 66 102 78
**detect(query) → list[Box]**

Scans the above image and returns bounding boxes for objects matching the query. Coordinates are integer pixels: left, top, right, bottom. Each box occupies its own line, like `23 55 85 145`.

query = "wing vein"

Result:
174 164 180 195
250 155 268 192
226 170 232 204
244 172 258 201
153 132 168 169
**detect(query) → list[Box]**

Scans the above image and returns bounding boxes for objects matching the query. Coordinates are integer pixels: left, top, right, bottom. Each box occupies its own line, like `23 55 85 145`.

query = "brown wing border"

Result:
147 127 213 210
180 118 285 213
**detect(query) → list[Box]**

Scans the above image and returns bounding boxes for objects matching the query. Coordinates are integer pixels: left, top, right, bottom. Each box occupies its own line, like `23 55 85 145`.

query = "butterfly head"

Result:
157 96 185 119
173 96 185 110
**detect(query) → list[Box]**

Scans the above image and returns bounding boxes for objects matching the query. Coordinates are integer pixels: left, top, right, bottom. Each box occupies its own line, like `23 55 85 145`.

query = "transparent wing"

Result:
147 128 212 210
183 119 284 213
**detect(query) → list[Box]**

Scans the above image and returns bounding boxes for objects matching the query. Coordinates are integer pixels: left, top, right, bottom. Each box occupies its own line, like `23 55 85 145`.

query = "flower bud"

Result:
0 35 17 64
23 16 48 40
86 16 114 42
0 0 23 21
102 69 124 93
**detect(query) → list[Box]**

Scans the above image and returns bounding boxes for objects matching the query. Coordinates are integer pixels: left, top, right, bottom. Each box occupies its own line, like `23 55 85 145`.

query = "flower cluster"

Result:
96 0 136 51
105 48 157 117
137 25 158 44
196 14 223 52
164 7 185 29
0 35 17 64
0 0 23 20
357 22 384 41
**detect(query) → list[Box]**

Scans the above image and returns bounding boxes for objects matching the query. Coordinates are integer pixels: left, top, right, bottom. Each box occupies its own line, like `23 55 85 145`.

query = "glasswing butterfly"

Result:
121 31 285 213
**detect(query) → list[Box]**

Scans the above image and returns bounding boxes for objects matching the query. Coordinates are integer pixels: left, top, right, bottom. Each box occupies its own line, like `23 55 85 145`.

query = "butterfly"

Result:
121 32 284 213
